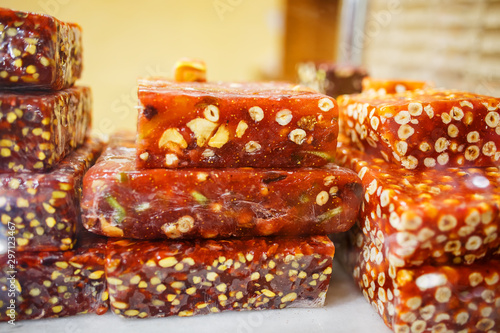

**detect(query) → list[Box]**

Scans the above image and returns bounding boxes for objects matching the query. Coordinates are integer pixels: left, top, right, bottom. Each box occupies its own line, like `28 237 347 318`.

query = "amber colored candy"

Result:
0 8 82 90
0 230 108 321
0 86 92 172
82 136 362 240
0 138 103 251
335 227 500 332
338 89 500 169
106 236 334 318
137 79 338 168
336 138 500 267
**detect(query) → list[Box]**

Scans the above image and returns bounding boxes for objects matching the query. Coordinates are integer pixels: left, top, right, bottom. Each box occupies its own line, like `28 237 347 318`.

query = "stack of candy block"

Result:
0 8 106 322
334 80 500 332
80 60 364 319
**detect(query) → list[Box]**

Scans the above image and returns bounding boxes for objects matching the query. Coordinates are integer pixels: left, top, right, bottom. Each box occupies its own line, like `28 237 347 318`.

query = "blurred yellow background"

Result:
0 0 285 134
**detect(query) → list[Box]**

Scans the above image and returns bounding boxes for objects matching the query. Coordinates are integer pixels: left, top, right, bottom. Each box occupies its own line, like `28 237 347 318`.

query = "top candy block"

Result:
0 7 82 90
137 79 338 168
361 77 432 95
339 89 500 170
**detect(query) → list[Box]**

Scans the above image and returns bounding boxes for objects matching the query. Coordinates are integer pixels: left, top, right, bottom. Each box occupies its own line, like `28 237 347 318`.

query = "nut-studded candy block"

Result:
336 139 500 267
106 236 334 318
297 62 368 97
0 86 92 172
361 77 432 95
336 228 500 332
82 137 362 239
137 79 338 168
0 138 103 251
338 89 500 169
0 8 82 90
0 230 108 321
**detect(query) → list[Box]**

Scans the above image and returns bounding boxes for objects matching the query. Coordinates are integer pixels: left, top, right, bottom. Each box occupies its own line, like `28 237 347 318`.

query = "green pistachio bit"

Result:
106 196 126 223
305 151 336 163
191 191 208 205
116 172 128 183
317 207 343 223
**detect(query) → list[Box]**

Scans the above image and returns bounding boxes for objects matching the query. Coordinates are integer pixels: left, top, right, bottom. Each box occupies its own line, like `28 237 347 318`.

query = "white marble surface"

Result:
2 260 392 333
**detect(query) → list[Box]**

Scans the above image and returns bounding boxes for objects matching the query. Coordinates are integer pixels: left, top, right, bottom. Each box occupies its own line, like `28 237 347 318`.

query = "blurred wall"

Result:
0 0 285 134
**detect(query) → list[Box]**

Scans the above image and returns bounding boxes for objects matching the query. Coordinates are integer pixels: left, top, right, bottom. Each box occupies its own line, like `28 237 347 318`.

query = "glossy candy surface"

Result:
338 89 500 169
0 86 92 172
137 79 338 168
336 139 500 267
0 138 103 251
106 236 334 318
82 138 362 239
336 227 500 332
0 8 82 90
0 230 108 321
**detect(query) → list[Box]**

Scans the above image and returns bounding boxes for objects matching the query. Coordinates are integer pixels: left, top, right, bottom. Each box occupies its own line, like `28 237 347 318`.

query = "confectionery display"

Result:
0 7 82 90
137 79 338 168
338 89 500 169
106 236 334 318
82 137 362 239
297 62 368 97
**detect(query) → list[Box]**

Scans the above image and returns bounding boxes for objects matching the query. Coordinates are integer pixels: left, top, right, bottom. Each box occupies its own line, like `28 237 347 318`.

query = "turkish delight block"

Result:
82 138 362 239
0 86 92 172
0 230 108 322
338 228 500 333
106 236 334 318
297 62 367 97
0 138 103 251
336 139 500 267
338 89 500 169
137 79 338 168
361 77 432 95
0 8 82 90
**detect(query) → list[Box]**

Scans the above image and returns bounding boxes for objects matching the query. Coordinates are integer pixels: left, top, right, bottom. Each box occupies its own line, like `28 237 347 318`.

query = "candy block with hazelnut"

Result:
0 138 103 251
82 136 362 240
336 227 500 333
137 79 338 168
336 138 500 267
361 77 432 95
106 235 334 318
0 230 108 321
338 89 500 169
0 86 92 172
0 8 82 90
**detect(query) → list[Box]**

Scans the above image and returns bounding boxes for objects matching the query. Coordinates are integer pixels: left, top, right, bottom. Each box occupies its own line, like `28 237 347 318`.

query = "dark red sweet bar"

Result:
0 230 108 322
336 138 500 267
336 227 500 332
82 137 362 239
0 138 103 251
361 77 432 95
0 86 92 172
106 236 334 318
297 62 367 97
137 79 338 168
338 89 500 169
0 7 82 90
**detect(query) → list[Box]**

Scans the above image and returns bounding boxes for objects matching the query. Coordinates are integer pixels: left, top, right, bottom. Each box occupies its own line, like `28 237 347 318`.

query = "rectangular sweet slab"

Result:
82 137 362 239
0 86 92 172
338 89 500 169
137 79 338 168
336 138 500 267
336 227 500 332
0 138 103 251
0 8 82 90
106 236 334 318
297 62 367 97
0 231 108 322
